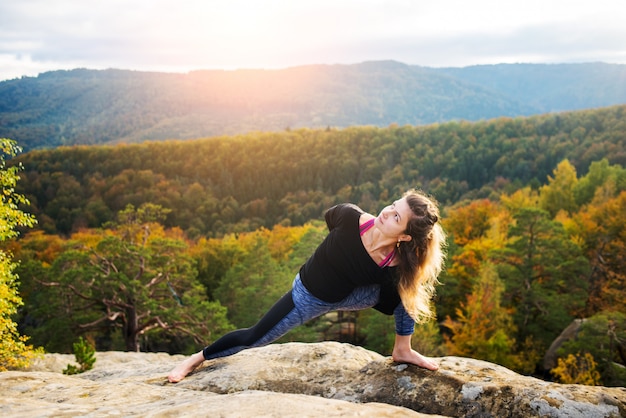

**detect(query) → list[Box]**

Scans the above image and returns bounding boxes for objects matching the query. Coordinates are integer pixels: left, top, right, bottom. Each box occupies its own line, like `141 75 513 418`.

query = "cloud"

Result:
0 0 625 81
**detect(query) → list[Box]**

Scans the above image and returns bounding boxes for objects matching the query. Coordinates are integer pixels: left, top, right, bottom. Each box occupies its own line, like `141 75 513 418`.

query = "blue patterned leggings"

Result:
202 274 414 360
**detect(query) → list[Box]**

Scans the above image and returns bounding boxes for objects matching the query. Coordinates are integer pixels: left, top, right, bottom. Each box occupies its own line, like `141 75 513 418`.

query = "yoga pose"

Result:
169 189 446 383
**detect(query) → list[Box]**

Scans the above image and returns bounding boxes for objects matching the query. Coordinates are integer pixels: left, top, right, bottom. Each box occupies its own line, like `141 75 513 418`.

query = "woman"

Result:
168 189 446 383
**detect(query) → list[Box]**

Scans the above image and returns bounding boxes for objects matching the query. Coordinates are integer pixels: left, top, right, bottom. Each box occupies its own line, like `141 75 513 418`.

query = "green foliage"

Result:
63 337 96 375
493 207 589 351
573 159 626 206
2 64 626 152
9 105 626 237
192 236 246 300
0 138 41 371
360 310 396 355
214 234 291 327
539 160 578 216
6 115 626 382
557 311 626 387
411 317 447 357
17 203 234 353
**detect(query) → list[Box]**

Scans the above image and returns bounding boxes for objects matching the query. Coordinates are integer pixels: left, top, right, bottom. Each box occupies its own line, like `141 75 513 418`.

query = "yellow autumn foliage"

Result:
552 352 601 386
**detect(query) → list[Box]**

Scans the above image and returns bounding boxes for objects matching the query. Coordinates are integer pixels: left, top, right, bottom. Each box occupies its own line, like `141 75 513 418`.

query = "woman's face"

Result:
375 197 413 241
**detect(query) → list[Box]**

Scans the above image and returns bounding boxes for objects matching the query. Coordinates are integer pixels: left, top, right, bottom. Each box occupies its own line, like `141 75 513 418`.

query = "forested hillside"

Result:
439 62 626 111
5 104 626 387
1 61 625 151
11 105 626 237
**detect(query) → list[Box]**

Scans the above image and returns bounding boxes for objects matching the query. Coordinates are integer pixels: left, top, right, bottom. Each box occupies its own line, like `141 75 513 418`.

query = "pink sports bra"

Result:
359 218 396 268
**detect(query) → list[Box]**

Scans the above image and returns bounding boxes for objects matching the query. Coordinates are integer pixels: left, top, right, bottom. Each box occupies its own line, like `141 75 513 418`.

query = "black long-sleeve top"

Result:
299 204 401 315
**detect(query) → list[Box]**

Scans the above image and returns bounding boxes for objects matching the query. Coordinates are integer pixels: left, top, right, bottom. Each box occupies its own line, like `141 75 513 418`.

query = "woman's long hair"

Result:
396 189 446 323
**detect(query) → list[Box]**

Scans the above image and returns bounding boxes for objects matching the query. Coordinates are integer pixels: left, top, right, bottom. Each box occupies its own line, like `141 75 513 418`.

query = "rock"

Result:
544 318 585 370
1 342 625 417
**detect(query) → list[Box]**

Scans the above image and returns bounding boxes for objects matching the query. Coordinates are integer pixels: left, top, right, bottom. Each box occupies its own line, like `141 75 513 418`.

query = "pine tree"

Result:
493 207 589 352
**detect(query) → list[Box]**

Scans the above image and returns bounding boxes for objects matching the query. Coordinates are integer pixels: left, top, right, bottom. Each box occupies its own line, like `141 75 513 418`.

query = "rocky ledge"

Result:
1 342 624 417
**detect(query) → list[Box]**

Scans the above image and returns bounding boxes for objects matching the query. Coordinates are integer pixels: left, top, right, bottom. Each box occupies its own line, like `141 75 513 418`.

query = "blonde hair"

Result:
396 190 446 323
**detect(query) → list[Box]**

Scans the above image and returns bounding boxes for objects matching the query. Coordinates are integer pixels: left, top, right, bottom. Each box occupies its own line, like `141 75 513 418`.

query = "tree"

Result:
493 207 590 353
214 233 291 328
0 138 40 370
573 158 626 207
63 337 96 375
443 264 517 369
37 203 233 352
191 235 246 301
444 199 497 246
539 159 578 217
570 192 626 316
439 199 508 322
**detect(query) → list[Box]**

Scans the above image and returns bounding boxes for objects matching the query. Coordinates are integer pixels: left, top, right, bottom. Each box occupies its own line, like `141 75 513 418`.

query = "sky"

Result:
1 0 625 82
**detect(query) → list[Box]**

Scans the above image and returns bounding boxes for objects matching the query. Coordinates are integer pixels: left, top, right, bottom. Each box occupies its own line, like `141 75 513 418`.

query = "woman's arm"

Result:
391 303 439 371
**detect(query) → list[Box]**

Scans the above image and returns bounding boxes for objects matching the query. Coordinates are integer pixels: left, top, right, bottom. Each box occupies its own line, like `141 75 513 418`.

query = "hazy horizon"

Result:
1 0 625 82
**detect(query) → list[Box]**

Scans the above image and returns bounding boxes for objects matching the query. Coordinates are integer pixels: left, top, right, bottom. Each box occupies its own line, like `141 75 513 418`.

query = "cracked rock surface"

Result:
2 342 624 417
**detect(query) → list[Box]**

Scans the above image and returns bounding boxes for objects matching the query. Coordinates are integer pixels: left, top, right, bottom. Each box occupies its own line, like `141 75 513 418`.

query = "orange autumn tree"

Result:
444 199 496 246
441 191 555 373
439 199 503 320
571 191 626 316
443 264 517 369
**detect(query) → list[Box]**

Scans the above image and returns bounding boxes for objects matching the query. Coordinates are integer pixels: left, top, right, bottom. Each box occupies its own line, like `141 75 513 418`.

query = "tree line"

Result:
5 62 625 151
10 105 626 239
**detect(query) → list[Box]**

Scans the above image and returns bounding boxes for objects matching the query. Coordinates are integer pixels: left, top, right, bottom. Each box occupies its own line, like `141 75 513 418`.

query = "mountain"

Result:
439 62 626 112
1 61 625 151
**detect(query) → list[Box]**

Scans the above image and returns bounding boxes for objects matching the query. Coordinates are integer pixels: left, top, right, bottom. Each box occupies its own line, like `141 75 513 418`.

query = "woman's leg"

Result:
168 275 333 382
202 278 383 359
203 289 298 359
168 290 298 383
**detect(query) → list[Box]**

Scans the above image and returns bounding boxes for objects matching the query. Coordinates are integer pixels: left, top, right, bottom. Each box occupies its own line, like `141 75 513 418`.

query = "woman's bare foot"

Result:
392 347 439 371
168 351 205 383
